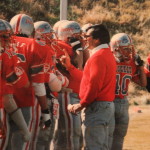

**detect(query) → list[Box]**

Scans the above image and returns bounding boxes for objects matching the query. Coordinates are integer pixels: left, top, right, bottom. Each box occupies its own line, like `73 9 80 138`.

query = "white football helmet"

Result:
10 14 34 37
0 19 13 34
110 33 134 62
57 21 81 42
34 21 54 40
53 20 68 36
34 21 53 35
34 21 58 57
0 19 13 51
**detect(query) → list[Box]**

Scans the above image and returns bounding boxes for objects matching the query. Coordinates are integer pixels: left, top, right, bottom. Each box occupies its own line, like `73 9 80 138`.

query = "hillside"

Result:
73 0 150 58
1 0 150 56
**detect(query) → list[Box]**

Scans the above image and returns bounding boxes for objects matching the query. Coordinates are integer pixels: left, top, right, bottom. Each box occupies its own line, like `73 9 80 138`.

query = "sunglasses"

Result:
84 35 92 38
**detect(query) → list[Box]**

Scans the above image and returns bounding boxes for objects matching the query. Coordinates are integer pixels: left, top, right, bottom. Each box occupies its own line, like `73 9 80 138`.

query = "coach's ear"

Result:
92 38 101 48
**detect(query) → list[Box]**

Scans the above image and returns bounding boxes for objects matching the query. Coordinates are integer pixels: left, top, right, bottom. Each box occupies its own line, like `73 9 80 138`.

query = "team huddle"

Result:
0 13 150 150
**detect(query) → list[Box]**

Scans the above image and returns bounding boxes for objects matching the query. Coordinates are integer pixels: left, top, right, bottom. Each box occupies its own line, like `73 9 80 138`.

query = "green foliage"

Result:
0 0 148 41
0 0 22 21
0 0 60 25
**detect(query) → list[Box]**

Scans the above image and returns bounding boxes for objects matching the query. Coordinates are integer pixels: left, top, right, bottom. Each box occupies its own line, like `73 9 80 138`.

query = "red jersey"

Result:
0 49 28 108
115 59 139 99
14 36 53 82
79 46 116 106
12 36 54 107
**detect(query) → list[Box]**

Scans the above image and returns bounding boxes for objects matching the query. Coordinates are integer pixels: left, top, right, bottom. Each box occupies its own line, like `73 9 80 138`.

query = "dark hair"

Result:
86 24 110 44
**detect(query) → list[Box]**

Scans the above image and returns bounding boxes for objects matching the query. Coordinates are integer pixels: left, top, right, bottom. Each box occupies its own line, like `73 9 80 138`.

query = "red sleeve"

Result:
67 65 83 81
29 40 53 83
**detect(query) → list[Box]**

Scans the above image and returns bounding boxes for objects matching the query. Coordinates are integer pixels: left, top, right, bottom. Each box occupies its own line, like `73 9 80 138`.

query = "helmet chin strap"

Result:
115 51 122 58
114 51 122 62
116 47 132 63
114 56 121 63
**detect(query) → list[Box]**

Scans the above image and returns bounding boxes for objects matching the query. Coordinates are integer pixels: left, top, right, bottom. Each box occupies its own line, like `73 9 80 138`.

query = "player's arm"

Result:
48 71 69 92
2 53 31 141
32 82 51 128
3 93 31 142
134 66 147 87
132 54 147 87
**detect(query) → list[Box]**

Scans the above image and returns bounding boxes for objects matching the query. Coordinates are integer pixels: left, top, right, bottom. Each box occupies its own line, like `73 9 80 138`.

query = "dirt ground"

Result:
123 105 150 150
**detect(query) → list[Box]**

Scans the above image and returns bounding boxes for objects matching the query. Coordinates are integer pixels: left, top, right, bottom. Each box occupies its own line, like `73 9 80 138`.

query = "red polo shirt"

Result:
79 44 116 106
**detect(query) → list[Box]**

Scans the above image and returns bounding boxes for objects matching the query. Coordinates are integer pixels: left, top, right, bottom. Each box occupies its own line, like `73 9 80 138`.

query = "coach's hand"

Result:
67 103 83 114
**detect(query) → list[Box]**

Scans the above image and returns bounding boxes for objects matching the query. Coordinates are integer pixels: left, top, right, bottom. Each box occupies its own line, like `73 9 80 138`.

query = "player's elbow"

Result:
48 79 62 92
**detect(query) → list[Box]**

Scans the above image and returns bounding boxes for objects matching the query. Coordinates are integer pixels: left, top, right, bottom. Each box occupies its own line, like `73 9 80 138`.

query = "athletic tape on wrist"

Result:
41 113 50 122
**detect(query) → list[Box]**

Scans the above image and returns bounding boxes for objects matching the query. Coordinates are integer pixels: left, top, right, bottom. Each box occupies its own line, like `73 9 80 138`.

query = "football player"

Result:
9 14 53 150
0 19 30 150
57 21 83 70
109 33 147 150
34 20 69 150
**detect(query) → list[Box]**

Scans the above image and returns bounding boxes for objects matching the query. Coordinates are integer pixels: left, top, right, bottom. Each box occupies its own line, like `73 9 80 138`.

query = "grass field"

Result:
124 105 150 150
